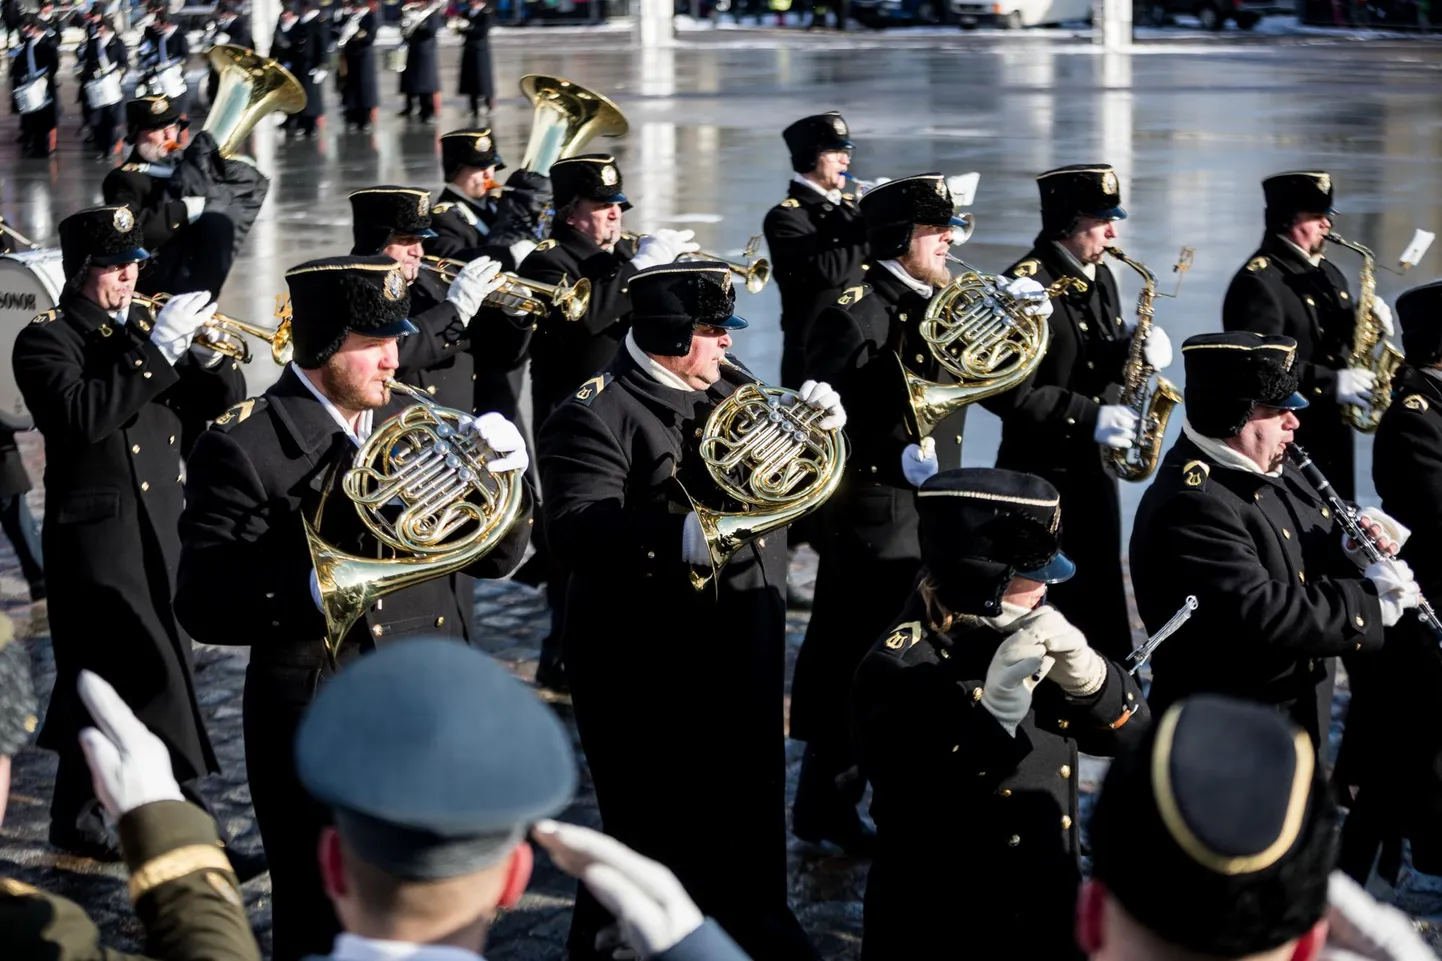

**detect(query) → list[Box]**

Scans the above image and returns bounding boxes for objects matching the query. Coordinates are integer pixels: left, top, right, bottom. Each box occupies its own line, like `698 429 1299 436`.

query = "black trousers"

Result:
89 101 122 156
0 491 44 598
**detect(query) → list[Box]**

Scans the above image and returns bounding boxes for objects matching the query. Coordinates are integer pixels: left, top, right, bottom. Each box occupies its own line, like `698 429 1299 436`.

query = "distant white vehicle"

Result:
948 0 1091 28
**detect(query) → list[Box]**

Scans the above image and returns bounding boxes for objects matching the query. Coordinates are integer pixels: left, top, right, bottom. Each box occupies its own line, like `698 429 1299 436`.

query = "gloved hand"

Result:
508 239 537 267
177 129 222 192
1336 368 1377 407
1013 605 1106 698
500 283 532 318
182 195 205 222
309 67 328 84
469 411 528 474
792 379 847 431
901 436 938 488
628 229 701 272
681 513 710 567
1323 870 1436 961
1002 276 1054 321
1364 559 1420 628
150 290 216 365
533 819 706 959
445 257 505 320
76 670 184 821
1342 506 1410 568
1371 299 1395 339
1094 405 1139 450
980 630 1053 737
1142 326 1174 370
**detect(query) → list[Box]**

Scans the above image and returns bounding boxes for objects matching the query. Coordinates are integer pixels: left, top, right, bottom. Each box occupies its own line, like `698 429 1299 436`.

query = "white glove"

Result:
309 67 328 84
1142 326 1174 371
793 379 847 431
1336 368 1377 407
900 436 938 488
150 289 216 365
445 257 504 320
508 239 537 266
980 630 1053 737
76 670 184 821
182 195 205 222
681 512 710 567
1002 276 1054 321
628 229 701 272
1322 870 1436 961
532 820 705 959
1013 605 1106 698
1342 506 1411 568
1371 300 1395 339
1364 559 1420 628
309 569 323 612
470 411 528 474
1094 405 1139 450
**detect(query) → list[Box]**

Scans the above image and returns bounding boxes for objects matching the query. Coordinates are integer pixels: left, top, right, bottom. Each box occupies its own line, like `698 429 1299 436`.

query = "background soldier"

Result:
763 111 867 389
397 0 441 123
1222 171 1387 501
538 263 840 961
854 468 1146 961
10 15 59 159
337 0 378 132
988 164 1172 663
271 0 326 139
427 128 547 275
205 2 253 106
12 206 246 862
137 8 190 121
1129 331 1415 748
175 255 532 961
456 0 495 118
77 16 126 161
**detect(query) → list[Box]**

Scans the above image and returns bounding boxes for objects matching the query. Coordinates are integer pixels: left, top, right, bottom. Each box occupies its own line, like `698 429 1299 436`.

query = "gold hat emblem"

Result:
720 271 733 293
151 97 167 114
601 165 619 186
1315 173 1332 193
1101 169 1118 194
417 193 430 217
933 177 947 197
384 268 406 301
113 207 135 233
830 114 847 136
476 134 491 153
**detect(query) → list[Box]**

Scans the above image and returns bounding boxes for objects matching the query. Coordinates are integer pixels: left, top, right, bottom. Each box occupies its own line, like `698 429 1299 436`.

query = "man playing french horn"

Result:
174 255 534 961
538 263 842 961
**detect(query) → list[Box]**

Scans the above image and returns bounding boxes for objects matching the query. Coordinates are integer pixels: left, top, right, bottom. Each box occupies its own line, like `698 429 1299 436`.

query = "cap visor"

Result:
824 138 855 151
1087 206 1127 221
417 228 438 240
372 318 420 339
1269 391 1310 411
91 247 151 266
707 313 749 331
948 214 971 229
494 159 507 172
1016 550 1076 585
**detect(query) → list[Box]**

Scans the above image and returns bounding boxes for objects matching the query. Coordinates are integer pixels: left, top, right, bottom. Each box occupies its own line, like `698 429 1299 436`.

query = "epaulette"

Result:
120 162 143 172
1246 256 1268 273
1181 459 1211 489
1403 393 1430 412
1 878 41 897
1010 259 1040 278
573 373 610 405
836 284 868 306
534 239 558 252
213 397 262 428
29 308 58 325
779 198 800 209
431 202 455 214
881 620 922 654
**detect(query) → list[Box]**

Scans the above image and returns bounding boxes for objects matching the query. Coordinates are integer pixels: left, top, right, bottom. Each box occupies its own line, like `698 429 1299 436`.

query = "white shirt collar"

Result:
624 330 696 392
791 174 842 206
1051 241 1097 281
1277 234 1324 268
331 933 484 961
290 362 375 446
1181 418 1281 478
878 259 933 298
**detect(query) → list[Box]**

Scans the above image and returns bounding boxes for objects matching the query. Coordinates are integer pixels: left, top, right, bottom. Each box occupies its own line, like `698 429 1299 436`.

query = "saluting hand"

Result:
77 670 183 821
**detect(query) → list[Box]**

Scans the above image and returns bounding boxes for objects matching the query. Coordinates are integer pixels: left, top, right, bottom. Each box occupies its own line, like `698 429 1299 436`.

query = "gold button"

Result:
131 444 140 453
265 592 275 599
998 788 1012 798
1057 719 1069 730
1341 291 1349 300
1314 387 1323 395
695 428 703 438
1007 835 1021 847
1061 815 1073 830
1299 571 1307 584
1355 642 1362 651
1060 764 1071 779
1322 507 1330 518
169 435 176 444
1086 361 1095 369
426 385 437 395
899 313 908 322
955 434 962 445
472 374 477 381
646 551 655 559
1254 491 1262 501
1065 417 1076 426
176 472 182 482
1127 692 1135 701
757 537 767 548
952 744 960 752
373 624 385 637
870 465 878 474
140 481 149 491
435 616 446 627
1283 528 1291 539
972 687 983 701
133 359 143 368
143 371 152 379
977 770 987 777
1305 295 1315 306
1078 322 1088 331
915 354 925 364
1354 615 1364 628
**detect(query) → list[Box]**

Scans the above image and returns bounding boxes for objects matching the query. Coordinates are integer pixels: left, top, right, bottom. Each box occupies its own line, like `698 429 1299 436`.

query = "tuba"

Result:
518 74 629 177
1328 232 1404 434
400 0 445 37
622 232 772 294
420 256 592 322
1103 246 1182 482
306 379 527 660
204 44 307 158
679 358 846 592
900 257 1085 441
132 293 293 365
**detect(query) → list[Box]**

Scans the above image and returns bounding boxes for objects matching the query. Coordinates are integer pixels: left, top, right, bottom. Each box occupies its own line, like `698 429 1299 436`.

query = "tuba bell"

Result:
305 379 527 661
678 357 846 592
518 73 629 178
204 44 308 158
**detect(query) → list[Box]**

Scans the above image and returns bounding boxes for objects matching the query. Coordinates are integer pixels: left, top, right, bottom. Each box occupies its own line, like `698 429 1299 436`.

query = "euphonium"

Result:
203 45 307 159
419 256 592 322
1103 246 1181 482
621 232 772 294
305 379 527 660
518 74 629 177
679 357 846 592
132 293 293 365
1328 231 1404 434
899 256 1085 441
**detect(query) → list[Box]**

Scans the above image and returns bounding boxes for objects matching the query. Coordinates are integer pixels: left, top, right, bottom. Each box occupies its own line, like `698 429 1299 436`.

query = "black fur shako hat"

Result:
782 112 854 174
1182 332 1309 439
629 263 748 358
349 187 437 255
1037 164 1126 239
286 256 418 368
860 174 964 260
58 205 150 280
550 154 630 211
1263 171 1336 232
1396 279 1442 368
441 128 505 181
125 95 188 136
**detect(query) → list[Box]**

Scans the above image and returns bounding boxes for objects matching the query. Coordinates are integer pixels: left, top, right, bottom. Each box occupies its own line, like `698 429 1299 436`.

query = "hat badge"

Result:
417 193 430 217
933 178 947 197
1315 173 1332 193
601 165 619 186
151 97 168 114
113 207 135 233
476 134 491 153
383 267 406 301
829 115 847 136
1101 169 1118 194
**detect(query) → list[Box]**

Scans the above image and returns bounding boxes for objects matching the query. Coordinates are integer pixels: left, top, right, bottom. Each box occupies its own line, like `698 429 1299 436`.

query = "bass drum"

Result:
0 249 66 430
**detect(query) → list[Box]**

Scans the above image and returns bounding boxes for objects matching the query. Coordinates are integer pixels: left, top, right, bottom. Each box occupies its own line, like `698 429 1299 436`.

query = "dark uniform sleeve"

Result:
802 301 868 397
103 168 187 254
521 245 634 337
652 920 752 961
1035 660 1150 758
169 352 248 454
488 171 551 249
1375 399 1442 600
1223 269 1338 402
395 297 465 377
762 201 867 293
425 210 487 263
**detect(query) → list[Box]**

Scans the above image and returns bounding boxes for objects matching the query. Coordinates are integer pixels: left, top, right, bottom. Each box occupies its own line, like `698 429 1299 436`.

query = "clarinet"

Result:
1286 444 1442 643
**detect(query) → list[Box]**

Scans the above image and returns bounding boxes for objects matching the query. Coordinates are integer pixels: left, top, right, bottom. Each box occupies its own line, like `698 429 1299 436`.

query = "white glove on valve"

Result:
628 229 701 272
469 411 528 474
1013 605 1107 698
77 670 184 821
1371 299 1395 338
980 630 1053 737
1094 405 1139 450
681 512 710 567
901 436 938 488
445 257 505 320
150 289 216 365
1002 276 1054 321
1336 368 1377 407
1142 326 1174 370
792 379 847 431
533 820 706 959
182 195 206 223
1364 559 1420 628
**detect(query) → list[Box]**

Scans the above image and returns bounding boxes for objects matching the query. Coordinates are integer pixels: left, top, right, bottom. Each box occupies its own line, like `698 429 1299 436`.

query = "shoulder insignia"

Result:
882 620 922 652
779 198 800 209
837 285 867 306
534 239 558 252
431 202 455 214
29 308 58 325
1246 256 1269 273
1 878 41 897
1182 459 1211 488
120 162 143 172
1010 259 1040 279
1404 394 1429 412
214 398 257 426
574 374 610 404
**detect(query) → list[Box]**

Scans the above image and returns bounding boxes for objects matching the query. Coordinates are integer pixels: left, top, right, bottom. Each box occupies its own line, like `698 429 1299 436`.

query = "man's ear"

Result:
318 827 348 900
498 841 533 909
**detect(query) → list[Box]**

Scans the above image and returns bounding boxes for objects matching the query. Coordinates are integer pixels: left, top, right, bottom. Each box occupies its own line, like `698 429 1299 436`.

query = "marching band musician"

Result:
271 0 327 140
77 15 127 162
11 206 246 863
428 129 547 275
854 467 1147 960
205 2 254 105
174 255 534 961
10 15 59 159
456 0 496 118
72 7 100 148
763 111 867 389
988 164 1173 664
538 263 843 961
1222 171 1384 500
337 0 379 132
138 9 190 123
1129 331 1418 748
398 0 442 124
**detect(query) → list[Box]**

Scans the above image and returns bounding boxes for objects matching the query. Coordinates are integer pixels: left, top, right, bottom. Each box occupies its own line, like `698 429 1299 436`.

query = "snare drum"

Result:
156 62 187 99
84 69 123 109
385 46 407 73
13 76 52 115
0 249 65 430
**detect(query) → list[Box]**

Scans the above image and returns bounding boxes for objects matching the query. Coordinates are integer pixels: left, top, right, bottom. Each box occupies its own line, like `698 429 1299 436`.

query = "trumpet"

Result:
420 256 592 322
620 232 772 294
132 293 293 365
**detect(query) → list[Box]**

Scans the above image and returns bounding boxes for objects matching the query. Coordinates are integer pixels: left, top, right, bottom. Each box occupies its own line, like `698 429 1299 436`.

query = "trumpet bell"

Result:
204 44 307 158
519 74 629 176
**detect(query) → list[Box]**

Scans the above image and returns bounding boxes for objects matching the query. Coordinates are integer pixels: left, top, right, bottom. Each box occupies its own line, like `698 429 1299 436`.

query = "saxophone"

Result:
1328 232 1404 434
1104 246 1182 482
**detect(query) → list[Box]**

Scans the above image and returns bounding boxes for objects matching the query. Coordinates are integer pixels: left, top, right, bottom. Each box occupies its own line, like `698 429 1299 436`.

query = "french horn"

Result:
678 358 846 592
305 379 527 660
